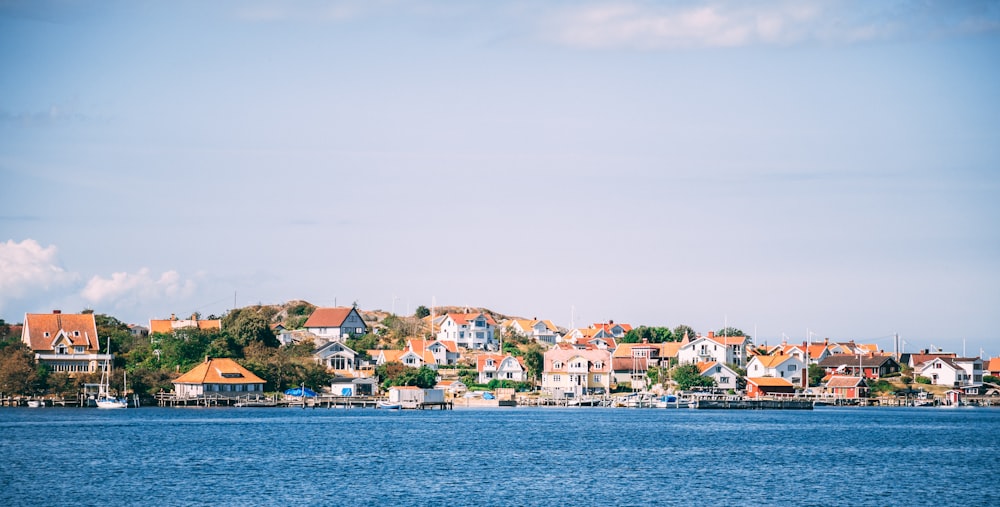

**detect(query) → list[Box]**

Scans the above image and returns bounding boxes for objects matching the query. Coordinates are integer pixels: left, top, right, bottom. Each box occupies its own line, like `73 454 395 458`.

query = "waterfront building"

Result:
697 361 740 391
476 354 526 384
499 318 561 345
369 348 437 369
407 339 460 366
314 340 359 372
915 356 983 387
21 310 110 376
745 377 795 398
541 347 612 396
610 340 681 389
172 357 265 399
824 375 868 398
676 331 751 367
303 307 368 342
746 353 807 387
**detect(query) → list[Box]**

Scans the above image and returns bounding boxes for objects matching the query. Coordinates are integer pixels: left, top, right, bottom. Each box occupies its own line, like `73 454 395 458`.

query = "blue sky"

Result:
2 1 998 355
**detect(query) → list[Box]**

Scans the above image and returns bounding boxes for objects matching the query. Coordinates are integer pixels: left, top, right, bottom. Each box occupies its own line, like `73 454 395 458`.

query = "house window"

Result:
553 375 561 382
720 376 730 383
593 375 601 382
553 362 562 369
788 364 797 371
505 372 513 379
74 346 84 353
935 363 942 369
330 356 348 370
55 344 67 354
44 332 50 337
74 331 80 337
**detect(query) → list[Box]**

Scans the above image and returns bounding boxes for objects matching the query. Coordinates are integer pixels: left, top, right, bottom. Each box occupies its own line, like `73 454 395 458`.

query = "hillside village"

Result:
1 301 998 408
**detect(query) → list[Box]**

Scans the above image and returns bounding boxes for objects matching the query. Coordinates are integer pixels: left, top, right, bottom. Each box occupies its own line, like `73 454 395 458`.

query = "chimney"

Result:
708 331 714 339
824 338 829 345
171 313 177 321
53 309 61 314
205 355 211 363
642 338 649 344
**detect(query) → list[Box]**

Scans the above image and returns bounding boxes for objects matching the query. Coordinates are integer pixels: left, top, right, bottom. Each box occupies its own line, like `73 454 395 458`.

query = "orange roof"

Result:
752 354 798 368
825 375 866 388
173 358 265 384
477 354 524 371
445 312 496 326
149 317 221 335
696 361 719 374
23 312 100 351
987 357 1000 373
304 307 355 328
747 377 794 387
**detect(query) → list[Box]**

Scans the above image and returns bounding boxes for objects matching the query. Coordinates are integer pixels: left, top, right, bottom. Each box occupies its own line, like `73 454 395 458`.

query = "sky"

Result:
2 0 999 356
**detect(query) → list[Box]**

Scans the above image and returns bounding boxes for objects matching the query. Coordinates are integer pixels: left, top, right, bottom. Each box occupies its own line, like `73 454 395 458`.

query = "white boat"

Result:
27 400 44 408
96 336 127 409
653 395 690 409
378 401 402 410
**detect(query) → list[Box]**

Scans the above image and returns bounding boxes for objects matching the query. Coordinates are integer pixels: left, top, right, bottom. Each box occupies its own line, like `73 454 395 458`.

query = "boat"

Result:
96 336 127 409
27 399 44 408
378 401 402 410
654 394 691 409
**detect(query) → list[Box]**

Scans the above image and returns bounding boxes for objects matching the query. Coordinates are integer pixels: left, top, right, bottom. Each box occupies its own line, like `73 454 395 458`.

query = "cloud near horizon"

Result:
81 269 197 308
0 239 77 313
543 0 1000 50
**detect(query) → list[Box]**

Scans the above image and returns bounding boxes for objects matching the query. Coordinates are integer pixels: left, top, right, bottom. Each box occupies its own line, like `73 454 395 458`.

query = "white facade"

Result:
437 313 496 350
478 355 527 384
746 355 807 386
698 362 740 391
918 357 982 387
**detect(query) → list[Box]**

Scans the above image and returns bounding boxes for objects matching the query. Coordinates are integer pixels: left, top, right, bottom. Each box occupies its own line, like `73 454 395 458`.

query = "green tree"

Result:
223 308 279 349
0 343 40 394
521 344 545 387
376 363 437 389
622 326 674 344
808 363 825 387
716 327 748 338
415 305 430 319
673 325 696 342
670 363 716 390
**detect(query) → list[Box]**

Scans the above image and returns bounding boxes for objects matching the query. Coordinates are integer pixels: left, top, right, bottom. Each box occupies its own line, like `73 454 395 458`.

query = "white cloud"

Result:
0 239 77 311
543 0 1000 50
81 268 196 307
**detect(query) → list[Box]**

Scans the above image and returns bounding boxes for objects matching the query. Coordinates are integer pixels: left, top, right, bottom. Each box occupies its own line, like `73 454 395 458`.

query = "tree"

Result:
223 308 279 350
670 363 716 390
622 326 674 344
716 327 748 338
0 343 40 394
376 363 436 389
808 363 825 387
414 305 430 319
521 344 545 387
673 325 696 342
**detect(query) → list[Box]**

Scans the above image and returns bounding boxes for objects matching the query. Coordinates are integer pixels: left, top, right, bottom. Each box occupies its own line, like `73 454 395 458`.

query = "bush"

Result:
915 376 932 385
985 375 1000 385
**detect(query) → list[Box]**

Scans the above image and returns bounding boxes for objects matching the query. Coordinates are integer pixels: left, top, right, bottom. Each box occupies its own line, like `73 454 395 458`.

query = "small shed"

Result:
388 386 444 408
746 377 796 398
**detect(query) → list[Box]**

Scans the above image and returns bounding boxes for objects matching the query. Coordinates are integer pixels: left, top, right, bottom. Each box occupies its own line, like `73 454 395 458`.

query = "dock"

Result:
692 398 813 410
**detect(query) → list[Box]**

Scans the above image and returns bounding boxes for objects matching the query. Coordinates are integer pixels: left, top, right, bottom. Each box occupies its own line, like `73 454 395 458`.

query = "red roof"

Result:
304 307 355 328
173 358 265 385
23 312 100 351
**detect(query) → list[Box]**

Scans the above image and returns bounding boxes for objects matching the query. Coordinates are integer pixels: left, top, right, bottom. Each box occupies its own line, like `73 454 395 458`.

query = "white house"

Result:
677 331 751 367
408 339 460 366
917 357 983 387
746 353 807 387
369 349 437 370
502 319 561 345
697 361 739 391
303 307 368 342
477 354 527 384
314 341 358 372
436 312 496 350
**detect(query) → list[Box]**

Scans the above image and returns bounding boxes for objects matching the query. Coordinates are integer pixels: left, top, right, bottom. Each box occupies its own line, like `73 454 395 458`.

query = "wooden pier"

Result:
692 399 814 410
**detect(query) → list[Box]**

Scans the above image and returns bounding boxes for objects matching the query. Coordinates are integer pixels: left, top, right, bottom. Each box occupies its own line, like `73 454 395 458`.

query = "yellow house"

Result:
172 357 265 398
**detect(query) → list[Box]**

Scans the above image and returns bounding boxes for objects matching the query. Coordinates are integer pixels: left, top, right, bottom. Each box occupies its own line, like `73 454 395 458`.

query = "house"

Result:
314 341 358 372
987 357 1000 377
772 341 834 364
915 357 983 387
817 354 900 380
676 331 751 367
697 361 739 391
369 349 437 370
408 339 460 366
610 341 680 389
477 354 527 384
590 321 632 339
330 375 377 396
172 357 266 399
21 310 110 376
303 307 367 342
824 375 868 398
501 318 561 345
149 314 222 335
436 312 496 350
541 347 612 396
745 377 796 398
127 324 149 338
277 329 320 346
746 353 807 387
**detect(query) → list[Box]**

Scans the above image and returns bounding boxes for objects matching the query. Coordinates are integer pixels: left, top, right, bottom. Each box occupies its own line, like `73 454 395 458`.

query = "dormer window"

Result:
553 361 562 369
74 331 80 337
44 332 50 337
74 346 85 353
55 344 67 354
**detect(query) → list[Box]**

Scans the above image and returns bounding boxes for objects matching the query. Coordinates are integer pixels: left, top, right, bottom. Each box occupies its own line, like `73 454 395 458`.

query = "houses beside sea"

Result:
7 305 999 408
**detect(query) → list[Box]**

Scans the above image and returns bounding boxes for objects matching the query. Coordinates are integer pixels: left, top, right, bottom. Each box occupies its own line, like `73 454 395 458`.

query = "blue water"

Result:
1 406 997 506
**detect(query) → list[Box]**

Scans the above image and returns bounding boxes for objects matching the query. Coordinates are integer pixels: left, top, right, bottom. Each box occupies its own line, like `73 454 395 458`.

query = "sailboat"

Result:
96 336 127 409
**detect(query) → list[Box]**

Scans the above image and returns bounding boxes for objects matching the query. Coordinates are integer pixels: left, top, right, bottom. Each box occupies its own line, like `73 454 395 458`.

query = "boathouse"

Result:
745 377 796 398
172 357 265 399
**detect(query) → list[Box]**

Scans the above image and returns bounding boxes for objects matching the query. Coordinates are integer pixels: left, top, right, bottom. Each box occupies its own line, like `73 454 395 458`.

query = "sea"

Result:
1 406 997 507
